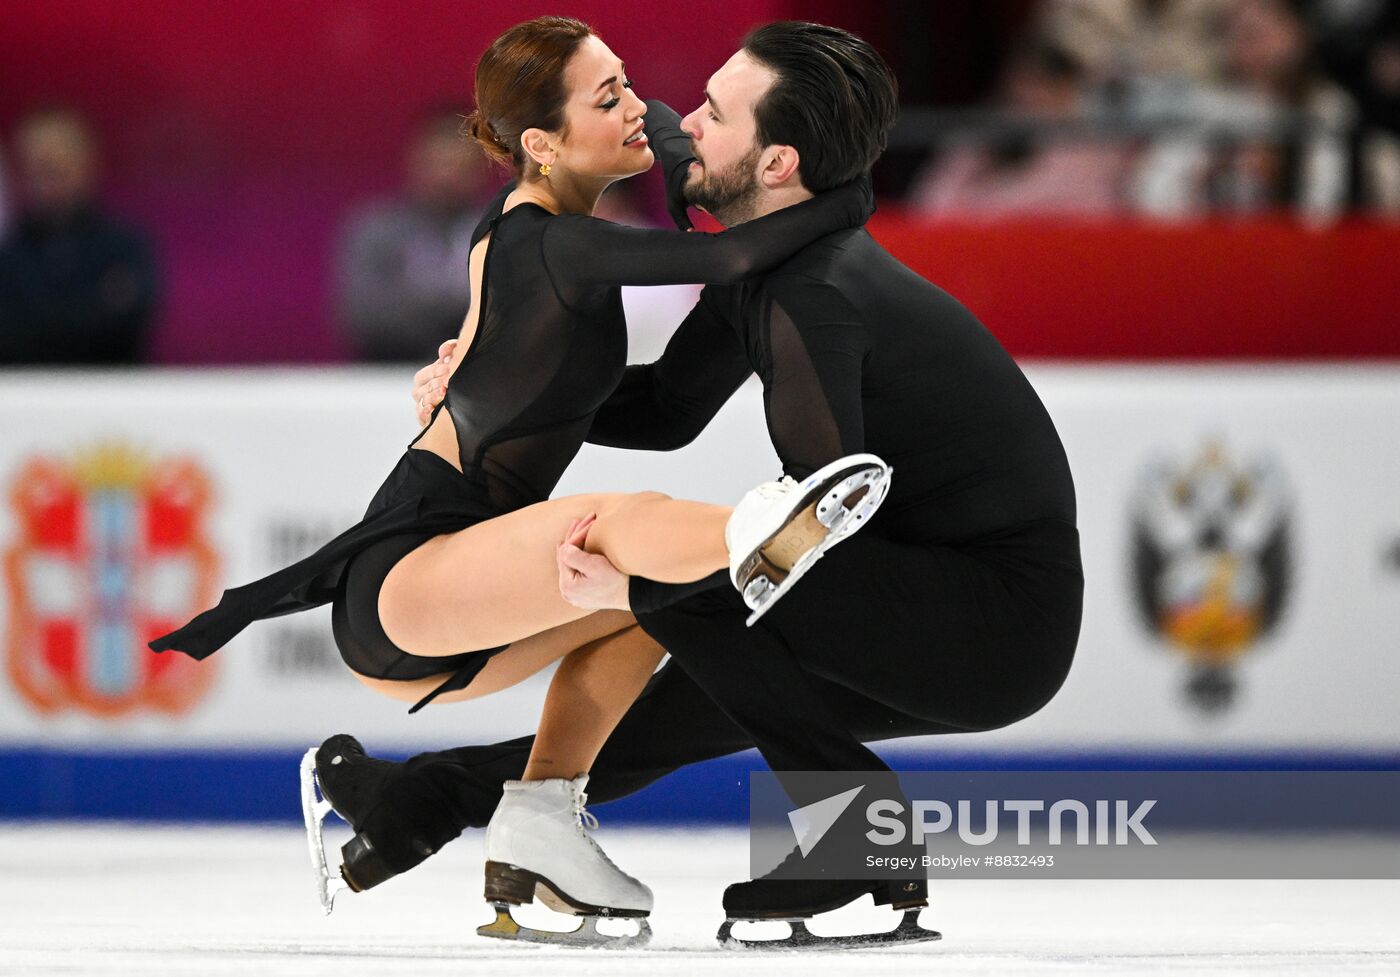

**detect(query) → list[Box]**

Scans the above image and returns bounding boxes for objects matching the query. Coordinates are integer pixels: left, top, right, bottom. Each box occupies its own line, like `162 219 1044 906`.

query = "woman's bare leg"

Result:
349 609 637 705
379 490 729 656
350 611 665 781
580 492 731 582
522 625 664 780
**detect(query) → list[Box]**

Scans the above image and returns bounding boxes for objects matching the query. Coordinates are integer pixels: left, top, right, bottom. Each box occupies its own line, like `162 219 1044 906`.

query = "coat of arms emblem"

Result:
1130 440 1292 713
4 444 219 716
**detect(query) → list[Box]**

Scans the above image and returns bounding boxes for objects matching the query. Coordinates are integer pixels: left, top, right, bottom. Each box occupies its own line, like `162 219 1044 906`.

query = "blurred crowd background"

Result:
1 0 1398 367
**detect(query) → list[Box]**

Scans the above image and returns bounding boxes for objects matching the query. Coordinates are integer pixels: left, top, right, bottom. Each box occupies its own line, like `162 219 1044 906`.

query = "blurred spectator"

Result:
0 107 158 365
0 149 10 237
1312 0 1400 135
1131 0 1400 217
336 107 489 362
908 39 1132 217
1311 0 1400 210
1040 0 1232 88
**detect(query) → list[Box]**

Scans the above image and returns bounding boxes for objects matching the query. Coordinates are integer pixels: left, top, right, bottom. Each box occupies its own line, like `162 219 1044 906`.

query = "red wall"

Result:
867 213 1400 359
3 3 1395 363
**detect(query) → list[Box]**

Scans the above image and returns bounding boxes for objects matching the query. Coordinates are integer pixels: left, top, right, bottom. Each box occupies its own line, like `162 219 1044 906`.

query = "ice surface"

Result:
2 824 1398 976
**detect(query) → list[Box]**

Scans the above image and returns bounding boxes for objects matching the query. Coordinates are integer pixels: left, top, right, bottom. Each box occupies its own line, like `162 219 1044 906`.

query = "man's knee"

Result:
916 645 1076 732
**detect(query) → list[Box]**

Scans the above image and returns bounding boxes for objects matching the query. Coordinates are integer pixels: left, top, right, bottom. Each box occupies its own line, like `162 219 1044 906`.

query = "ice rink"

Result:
3 824 1398 976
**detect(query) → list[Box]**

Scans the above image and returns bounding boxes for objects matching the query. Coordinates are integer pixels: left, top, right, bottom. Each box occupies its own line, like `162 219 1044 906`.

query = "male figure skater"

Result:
324 21 1082 948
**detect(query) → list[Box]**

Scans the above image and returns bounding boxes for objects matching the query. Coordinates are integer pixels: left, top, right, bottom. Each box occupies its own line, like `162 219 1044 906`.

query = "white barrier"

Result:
1 365 1397 755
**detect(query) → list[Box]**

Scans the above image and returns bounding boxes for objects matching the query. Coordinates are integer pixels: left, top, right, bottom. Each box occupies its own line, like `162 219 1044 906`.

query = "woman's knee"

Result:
596 490 671 519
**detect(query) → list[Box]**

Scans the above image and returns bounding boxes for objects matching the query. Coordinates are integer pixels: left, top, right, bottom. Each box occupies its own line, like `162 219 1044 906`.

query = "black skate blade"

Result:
477 903 652 949
717 908 941 951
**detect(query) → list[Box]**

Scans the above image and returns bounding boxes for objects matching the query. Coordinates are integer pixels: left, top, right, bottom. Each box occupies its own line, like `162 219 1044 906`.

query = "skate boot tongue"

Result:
569 773 592 817
502 775 593 822
752 476 798 502
505 773 588 795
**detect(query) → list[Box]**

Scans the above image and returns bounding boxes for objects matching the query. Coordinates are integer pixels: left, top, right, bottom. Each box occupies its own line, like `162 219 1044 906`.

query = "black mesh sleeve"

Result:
586 286 752 450
760 282 869 479
642 99 697 231
540 179 872 290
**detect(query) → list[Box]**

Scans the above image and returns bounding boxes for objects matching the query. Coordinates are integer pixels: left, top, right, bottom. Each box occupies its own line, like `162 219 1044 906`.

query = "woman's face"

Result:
550 35 653 180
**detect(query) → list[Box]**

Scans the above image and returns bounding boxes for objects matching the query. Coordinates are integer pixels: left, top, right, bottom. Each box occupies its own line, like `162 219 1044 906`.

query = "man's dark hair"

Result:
742 21 898 193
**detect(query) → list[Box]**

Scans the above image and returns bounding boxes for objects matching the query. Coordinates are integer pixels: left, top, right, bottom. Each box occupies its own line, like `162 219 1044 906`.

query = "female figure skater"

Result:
150 16 888 942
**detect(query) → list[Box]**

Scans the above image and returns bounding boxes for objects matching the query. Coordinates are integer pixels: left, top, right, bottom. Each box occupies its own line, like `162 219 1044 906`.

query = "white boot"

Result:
483 775 653 916
725 452 892 625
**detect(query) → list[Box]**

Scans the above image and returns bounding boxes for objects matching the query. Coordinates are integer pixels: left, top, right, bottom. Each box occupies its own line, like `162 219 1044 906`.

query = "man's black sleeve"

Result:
586 285 752 450
642 99 697 231
757 278 868 480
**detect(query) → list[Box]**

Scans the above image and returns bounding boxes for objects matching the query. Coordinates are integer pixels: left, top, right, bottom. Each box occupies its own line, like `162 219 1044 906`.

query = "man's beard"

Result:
683 146 763 226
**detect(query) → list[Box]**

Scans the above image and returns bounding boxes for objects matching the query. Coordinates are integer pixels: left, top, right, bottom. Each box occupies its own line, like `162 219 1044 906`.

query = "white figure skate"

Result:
727 452 893 625
477 775 653 949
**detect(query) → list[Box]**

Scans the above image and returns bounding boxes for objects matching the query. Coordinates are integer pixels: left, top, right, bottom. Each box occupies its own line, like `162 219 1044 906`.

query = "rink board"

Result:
1 366 1397 820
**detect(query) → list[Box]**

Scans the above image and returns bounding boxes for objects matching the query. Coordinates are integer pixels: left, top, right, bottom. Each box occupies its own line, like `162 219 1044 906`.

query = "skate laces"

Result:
572 791 600 832
751 475 798 503
571 789 631 876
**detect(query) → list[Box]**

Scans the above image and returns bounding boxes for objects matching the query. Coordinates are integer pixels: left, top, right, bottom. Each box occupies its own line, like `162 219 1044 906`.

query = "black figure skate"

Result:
717 873 940 950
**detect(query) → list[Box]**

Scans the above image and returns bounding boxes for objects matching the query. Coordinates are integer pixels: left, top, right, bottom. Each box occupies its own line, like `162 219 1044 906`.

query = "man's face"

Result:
679 50 776 225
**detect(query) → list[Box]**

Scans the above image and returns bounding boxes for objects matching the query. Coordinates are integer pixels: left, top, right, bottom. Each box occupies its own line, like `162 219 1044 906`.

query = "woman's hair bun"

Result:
464 109 512 165
469 17 593 178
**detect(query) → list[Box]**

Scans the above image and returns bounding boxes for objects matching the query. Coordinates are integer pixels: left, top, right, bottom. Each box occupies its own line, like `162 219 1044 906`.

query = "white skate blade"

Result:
478 903 652 949
820 465 893 545
718 907 941 950
743 465 893 627
299 748 349 916
744 544 823 626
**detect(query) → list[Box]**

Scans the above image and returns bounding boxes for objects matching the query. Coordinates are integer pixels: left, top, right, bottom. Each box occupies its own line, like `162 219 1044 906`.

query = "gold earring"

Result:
538 162 552 178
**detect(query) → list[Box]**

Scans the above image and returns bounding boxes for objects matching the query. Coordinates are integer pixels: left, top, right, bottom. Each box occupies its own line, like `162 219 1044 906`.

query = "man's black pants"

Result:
372 522 1083 849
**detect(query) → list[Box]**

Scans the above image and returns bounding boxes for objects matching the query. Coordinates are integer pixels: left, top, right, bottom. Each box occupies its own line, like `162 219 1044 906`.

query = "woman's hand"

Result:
413 339 456 426
557 515 631 611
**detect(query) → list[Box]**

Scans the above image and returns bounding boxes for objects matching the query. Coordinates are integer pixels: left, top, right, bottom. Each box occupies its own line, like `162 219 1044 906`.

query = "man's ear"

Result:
759 144 802 189
519 127 557 169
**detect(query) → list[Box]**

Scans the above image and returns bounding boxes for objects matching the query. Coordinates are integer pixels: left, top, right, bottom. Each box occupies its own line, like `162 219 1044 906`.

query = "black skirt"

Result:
149 448 511 711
